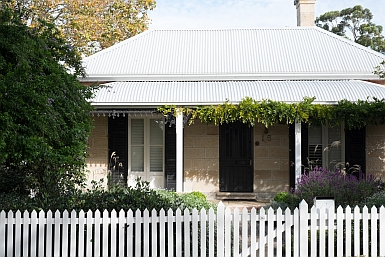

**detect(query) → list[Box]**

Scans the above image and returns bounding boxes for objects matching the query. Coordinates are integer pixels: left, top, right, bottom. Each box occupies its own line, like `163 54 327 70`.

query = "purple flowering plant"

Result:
294 166 382 208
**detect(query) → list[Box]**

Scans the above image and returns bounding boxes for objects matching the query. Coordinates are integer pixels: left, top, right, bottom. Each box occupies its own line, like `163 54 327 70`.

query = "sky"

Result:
148 0 385 30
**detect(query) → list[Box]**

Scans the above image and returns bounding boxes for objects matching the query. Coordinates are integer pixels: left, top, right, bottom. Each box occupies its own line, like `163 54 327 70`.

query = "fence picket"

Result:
371 206 378 257
184 208 191 257
175 208 182 257
167 209 174 257
94 210 101 257
241 208 248 257
7 211 14 257
380 206 385 256
354 206 360 256
259 207 266 257
110 210 117 257
117 210 125 257
267 207 275 257
70 210 77 257
143 209 150 257
126 210 133 256
319 207 326 257
159 209 166 257
293 208 299 257
62 210 69 257
276 208 283 257
46 210 53 257
310 206 317 257
208 208 215 257
78 210 85 257
327 206 334 257
0 211 5 257
233 208 240 257
192 208 199 256
151 209 158 257
85 210 93 256
284 208 292 257
362 206 369 257
14 211 22 257
102 210 109 257
225 207 232 257
200 208 207 257
135 209 142 257
1 201 384 257
217 202 224 257
299 200 308 256
53 210 61 257
336 206 343 257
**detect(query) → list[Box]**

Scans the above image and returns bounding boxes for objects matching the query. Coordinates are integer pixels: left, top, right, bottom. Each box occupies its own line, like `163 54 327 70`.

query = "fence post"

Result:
299 200 308 256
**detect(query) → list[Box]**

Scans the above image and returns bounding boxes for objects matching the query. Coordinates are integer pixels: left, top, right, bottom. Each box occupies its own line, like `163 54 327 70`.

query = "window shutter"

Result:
164 124 176 190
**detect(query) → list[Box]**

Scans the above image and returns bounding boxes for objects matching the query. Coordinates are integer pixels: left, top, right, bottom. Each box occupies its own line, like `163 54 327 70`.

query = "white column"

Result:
295 121 302 188
175 109 184 192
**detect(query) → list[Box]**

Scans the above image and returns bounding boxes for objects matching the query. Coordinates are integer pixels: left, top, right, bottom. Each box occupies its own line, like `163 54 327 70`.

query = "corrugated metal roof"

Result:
91 80 385 108
81 27 385 82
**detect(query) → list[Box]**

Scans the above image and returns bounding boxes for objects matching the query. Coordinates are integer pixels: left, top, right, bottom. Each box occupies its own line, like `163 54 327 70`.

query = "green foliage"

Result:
268 192 300 211
0 178 216 213
0 6 96 198
361 190 385 208
374 60 385 79
158 97 385 129
315 5 385 53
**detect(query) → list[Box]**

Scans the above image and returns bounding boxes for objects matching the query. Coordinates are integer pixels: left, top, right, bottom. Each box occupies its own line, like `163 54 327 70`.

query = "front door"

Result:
219 122 254 192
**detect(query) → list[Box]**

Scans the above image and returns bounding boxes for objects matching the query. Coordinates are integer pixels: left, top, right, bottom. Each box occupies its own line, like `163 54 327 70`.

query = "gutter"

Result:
79 73 380 82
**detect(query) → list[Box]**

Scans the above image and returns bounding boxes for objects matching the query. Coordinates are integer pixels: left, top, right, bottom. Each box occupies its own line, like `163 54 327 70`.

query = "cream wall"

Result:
85 118 385 199
183 121 290 200
85 116 109 188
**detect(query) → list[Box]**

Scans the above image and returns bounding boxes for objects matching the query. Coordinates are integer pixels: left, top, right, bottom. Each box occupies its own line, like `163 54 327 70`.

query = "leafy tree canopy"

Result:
1 0 156 56
0 5 96 197
315 5 385 53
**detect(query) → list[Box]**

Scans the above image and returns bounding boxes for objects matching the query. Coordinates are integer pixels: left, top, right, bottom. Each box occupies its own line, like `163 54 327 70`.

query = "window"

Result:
128 117 164 188
307 124 345 171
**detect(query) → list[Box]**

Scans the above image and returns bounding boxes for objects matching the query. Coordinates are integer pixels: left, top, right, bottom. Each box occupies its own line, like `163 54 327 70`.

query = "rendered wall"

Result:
85 116 109 188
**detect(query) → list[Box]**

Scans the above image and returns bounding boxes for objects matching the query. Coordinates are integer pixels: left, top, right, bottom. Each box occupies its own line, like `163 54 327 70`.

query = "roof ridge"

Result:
312 26 385 59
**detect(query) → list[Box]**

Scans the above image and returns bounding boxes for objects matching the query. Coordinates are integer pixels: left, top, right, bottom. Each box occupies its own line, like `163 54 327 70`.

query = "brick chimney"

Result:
294 0 316 26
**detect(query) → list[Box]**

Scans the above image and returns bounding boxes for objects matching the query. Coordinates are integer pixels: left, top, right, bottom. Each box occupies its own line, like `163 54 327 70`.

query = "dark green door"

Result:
219 122 253 192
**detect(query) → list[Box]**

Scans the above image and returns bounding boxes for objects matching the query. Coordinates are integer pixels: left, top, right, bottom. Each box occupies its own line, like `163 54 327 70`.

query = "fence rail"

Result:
1 200 384 257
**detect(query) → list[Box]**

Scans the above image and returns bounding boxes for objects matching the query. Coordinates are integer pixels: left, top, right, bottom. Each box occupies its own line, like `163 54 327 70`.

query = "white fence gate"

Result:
1 200 384 257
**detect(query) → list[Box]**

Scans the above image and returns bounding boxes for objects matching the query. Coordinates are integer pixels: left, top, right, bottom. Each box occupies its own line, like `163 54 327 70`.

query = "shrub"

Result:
268 192 300 211
294 166 382 208
361 190 385 208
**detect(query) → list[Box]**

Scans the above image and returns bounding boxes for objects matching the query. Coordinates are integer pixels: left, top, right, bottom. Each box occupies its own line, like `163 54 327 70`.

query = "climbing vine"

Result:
158 97 385 129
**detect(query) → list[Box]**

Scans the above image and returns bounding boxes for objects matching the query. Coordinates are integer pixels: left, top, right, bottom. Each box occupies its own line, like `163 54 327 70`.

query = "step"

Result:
215 192 257 200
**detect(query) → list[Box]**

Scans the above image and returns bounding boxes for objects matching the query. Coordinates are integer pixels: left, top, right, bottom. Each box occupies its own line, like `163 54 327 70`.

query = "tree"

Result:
2 0 156 56
374 60 385 79
0 5 96 197
315 5 385 53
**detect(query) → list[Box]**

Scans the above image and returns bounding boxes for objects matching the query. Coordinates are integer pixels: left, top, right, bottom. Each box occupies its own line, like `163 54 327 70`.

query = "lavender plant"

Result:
294 166 382 208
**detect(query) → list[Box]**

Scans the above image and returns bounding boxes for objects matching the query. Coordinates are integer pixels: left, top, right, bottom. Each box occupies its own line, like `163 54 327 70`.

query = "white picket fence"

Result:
1 200 385 257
